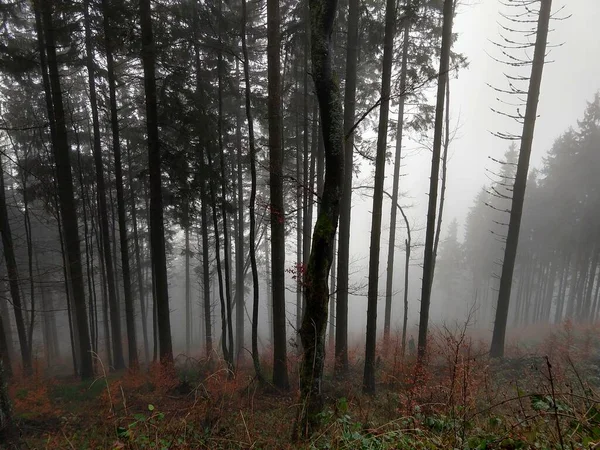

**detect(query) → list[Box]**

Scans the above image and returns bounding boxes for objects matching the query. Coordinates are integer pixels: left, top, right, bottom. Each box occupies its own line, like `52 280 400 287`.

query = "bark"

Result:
83 0 124 370
0 284 12 376
0 155 31 374
296 79 304 339
267 0 289 389
185 223 191 355
328 237 336 349
296 0 345 434
242 0 263 382
363 0 396 393
57 197 79 374
334 0 358 375
302 0 311 322
383 18 410 351
216 1 235 369
19 168 35 356
205 147 232 369
200 181 213 359
126 144 150 364
417 0 454 360
102 0 138 368
139 0 173 364
490 0 553 357
96 211 113 368
0 355 11 435
431 72 452 282
76 135 97 354
235 101 246 361
264 235 273 343
235 64 245 362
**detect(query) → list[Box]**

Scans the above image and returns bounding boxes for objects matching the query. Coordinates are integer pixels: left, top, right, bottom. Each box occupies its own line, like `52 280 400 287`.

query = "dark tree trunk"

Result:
0 282 12 376
328 237 336 349
83 0 124 370
296 80 304 340
296 0 345 434
235 68 245 363
431 70 452 283
334 0 359 375
363 0 396 393
240 0 261 378
490 0 552 357
139 0 173 364
126 145 150 364
75 134 97 355
200 181 213 360
96 213 113 368
417 0 454 360
265 233 273 343
383 18 410 351
185 223 191 355
0 354 11 434
57 199 79 374
267 0 289 390
216 2 235 369
102 0 138 368
302 0 311 328
0 155 31 374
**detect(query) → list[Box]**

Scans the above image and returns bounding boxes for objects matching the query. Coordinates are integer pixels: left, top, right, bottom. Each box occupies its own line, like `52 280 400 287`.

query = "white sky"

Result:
343 0 600 339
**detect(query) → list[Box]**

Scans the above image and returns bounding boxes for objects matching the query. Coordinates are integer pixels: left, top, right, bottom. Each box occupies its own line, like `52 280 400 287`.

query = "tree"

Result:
0 354 11 435
490 0 553 358
383 5 412 354
139 0 173 364
40 0 94 379
296 0 345 434
417 0 454 360
101 0 138 369
267 0 289 390
83 0 125 371
363 0 397 394
0 154 31 374
334 0 359 376
241 0 263 382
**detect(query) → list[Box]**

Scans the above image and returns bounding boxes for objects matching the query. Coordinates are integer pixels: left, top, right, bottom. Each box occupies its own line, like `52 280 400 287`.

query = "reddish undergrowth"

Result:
4 321 600 449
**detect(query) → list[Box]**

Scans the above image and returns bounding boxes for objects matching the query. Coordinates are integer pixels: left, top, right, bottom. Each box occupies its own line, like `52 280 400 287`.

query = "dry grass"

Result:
5 321 600 449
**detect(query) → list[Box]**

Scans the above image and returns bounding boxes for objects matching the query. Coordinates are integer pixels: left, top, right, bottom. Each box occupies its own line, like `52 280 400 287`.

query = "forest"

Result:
0 0 599 448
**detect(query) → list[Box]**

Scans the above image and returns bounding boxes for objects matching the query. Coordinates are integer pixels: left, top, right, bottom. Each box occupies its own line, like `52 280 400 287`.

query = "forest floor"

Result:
4 321 600 449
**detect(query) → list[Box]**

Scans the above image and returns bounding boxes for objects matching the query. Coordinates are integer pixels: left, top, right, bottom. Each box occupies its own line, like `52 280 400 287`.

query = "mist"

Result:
0 0 599 447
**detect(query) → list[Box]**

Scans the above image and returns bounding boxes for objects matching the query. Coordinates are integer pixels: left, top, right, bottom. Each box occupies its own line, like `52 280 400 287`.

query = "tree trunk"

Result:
139 0 173 364
185 223 191 355
0 355 11 435
102 0 138 368
0 280 12 376
216 2 235 369
126 144 150 364
82 0 124 370
328 236 336 349
296 81 304 340
302 0 312 327
334 0 359 375
0 282 12 376
383 18 410 352
490 0 552 357
267 0 289 390
0 155 31 374
240 7 261 373
205 147 232 369
235 61 245 363
363 0 396 393
296 0 345 434
417 0 454 360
